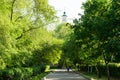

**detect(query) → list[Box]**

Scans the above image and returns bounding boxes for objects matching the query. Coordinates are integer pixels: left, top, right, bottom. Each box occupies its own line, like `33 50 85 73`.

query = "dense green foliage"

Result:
70 0 120 65
79 63 120 78
0 0 62 79
0 66 45 80
58 0 120 79
0 0 120 79
99 63 120 77
54 23 74 68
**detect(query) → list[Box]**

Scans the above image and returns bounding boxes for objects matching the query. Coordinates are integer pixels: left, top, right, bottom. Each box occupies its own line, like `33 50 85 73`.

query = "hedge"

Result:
99 63 120 77
79 63 120 78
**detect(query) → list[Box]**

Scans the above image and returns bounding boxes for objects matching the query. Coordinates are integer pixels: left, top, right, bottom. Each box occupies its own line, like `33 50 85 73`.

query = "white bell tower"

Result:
62 11 67 22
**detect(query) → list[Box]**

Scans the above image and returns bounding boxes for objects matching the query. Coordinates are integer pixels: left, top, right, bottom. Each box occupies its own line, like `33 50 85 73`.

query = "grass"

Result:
80 71 119 80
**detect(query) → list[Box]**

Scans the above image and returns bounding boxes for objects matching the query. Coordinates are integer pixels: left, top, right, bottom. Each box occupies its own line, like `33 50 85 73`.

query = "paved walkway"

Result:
42 69 89 80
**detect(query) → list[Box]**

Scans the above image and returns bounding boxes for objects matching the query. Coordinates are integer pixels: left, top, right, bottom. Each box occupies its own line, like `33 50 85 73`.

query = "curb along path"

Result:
42 69 89 80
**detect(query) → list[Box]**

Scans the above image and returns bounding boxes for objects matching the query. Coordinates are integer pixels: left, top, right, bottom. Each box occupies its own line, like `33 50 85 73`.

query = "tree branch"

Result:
16 21 55 40
10 0 16 21
16 27 41 40
15 16 23 22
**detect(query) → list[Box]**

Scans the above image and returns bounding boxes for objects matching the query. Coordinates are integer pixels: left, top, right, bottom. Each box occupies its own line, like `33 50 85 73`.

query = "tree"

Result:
0 0 57 68
54 23 74 68
31 29 63 65
71 0 120 80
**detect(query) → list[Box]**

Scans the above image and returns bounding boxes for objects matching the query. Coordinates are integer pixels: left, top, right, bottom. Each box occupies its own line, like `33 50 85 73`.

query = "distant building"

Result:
62 11 67 22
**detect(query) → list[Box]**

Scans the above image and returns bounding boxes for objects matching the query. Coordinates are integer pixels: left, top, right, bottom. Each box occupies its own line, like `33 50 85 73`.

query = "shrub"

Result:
45 65 50 72
108 63 120 77
0 66 46 80
13 68 23 79
96 63 120 78
23 67 33 79
79 63 120 78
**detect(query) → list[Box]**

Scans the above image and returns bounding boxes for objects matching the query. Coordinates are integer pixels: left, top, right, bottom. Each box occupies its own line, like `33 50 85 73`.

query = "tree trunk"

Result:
102 52 110 80
105 61 110 80
96 62 101 78
90 66 92 73
88 66 89 72
10 0 16 21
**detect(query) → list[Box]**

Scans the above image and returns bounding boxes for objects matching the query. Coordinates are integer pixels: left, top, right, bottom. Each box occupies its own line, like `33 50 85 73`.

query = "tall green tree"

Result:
71 0 120 79
0 0 57 68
